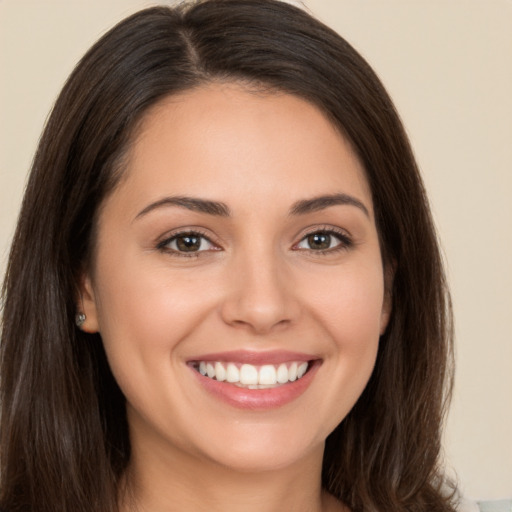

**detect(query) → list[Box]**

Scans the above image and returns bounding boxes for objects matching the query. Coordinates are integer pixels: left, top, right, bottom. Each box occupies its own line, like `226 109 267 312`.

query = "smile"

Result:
187 350 319 409
194 361 309 388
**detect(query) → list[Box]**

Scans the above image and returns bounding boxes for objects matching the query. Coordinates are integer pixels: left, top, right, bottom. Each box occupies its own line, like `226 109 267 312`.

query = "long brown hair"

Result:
0 1 455 511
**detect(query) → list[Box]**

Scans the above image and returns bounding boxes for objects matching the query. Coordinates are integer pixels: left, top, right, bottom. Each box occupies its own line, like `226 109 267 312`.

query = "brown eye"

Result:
306 233 332 250
161 232 215 254
176 234 202 252
295 230 351 252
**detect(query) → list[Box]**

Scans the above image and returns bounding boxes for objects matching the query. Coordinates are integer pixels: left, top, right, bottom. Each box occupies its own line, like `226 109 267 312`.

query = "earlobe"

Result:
379 300 392 335
379 261 395 335
77 274 100 333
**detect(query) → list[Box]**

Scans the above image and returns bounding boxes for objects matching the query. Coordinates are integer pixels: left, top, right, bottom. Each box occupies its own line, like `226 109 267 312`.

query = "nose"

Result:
220 249 300 335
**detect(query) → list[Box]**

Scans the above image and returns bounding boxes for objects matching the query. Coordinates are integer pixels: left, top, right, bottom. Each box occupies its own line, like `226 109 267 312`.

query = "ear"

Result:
77 273 100 333
379 261 395 335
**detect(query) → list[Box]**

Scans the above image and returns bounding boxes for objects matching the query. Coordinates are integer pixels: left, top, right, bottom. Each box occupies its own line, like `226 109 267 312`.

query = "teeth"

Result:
215 362 226 382
226 363 239 383
276 363 288 384
260 365 277 385
195 360 310 387
289 362 298 381
297 362 308 379
206 363 215 378
240 364 258 385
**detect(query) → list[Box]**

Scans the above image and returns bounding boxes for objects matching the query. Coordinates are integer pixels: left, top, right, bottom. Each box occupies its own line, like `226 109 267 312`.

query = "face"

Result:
81 83 391 474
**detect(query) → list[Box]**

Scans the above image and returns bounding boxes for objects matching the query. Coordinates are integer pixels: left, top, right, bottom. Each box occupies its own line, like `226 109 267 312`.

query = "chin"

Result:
190 422 326 474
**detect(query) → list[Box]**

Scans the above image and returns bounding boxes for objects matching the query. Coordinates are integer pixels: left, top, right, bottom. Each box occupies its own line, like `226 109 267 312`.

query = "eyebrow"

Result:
289 193 370 217
135 196 231 220
134 192 369 221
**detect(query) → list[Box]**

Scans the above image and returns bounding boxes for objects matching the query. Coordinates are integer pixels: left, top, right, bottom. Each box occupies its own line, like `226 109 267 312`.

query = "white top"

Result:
459 499 512 512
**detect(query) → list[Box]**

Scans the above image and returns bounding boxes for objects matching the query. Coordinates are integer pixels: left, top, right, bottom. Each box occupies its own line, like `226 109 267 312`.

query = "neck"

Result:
121 431 344 512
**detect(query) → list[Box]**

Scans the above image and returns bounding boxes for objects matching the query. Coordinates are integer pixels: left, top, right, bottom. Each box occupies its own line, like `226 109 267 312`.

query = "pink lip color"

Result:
188 353 321 410
188 350 313 365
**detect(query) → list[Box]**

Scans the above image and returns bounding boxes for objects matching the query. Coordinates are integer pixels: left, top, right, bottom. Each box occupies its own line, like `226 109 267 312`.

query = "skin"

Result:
81 82 391 512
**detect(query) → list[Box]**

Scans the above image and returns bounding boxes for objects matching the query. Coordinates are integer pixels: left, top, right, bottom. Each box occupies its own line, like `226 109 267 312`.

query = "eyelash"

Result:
293 227 353 255
156 227 353 258
157 229 218 258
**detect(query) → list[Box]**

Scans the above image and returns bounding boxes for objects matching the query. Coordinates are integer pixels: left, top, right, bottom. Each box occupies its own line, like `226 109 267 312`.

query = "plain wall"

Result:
1 0 511 501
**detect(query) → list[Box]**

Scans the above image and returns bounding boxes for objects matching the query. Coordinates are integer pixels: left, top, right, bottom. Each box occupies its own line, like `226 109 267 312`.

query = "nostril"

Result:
219 262 301 333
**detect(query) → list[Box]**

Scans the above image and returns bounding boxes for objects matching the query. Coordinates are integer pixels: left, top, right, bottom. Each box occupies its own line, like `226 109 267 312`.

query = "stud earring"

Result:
75 312 86 328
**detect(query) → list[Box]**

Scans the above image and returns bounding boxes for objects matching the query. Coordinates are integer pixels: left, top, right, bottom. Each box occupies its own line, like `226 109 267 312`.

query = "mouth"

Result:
190 360 310 389
187 351 320 409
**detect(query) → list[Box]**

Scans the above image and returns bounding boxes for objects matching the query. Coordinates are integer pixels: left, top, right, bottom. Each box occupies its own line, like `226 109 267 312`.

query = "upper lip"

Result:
187 350 318 365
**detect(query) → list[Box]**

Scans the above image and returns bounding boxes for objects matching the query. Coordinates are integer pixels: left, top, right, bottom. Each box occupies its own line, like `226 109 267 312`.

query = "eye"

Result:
158 231 217 255
295 229 351 252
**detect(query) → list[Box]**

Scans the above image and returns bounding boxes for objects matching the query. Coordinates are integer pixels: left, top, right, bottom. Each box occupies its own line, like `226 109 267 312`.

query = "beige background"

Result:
1 0 510 501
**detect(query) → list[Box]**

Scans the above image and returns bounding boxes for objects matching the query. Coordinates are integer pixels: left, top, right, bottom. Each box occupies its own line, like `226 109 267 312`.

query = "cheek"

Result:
299 260 384 405
95 249 210 334
91 252 218 389
91 263 217 435
303 259 386 345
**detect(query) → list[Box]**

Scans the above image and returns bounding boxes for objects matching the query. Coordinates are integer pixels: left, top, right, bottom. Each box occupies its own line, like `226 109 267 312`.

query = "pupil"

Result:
308 233 330 250
177 235 200 252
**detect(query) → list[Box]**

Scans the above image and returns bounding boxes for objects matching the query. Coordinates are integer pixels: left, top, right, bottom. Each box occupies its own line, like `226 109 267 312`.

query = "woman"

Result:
0 1 455 511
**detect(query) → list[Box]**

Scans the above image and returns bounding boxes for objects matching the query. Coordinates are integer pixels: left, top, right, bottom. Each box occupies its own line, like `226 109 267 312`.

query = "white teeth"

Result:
226 363 240 383
297 362 308 379
289 362 298 381
206 363 215 378
215 361 226 382
276 363 288 384
259 364 277 385
195 360 310 387
240 364 258 385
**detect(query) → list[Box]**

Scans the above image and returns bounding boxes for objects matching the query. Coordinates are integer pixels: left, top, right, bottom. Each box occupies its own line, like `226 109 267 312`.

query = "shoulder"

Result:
457 498 512 512
477 500 512 512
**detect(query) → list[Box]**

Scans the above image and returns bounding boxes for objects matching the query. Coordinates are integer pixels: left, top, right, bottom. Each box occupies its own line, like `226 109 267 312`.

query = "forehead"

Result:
113 82 373 217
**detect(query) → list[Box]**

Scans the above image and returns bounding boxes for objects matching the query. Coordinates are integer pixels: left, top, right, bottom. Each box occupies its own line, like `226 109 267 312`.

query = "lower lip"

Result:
189 362 320 410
